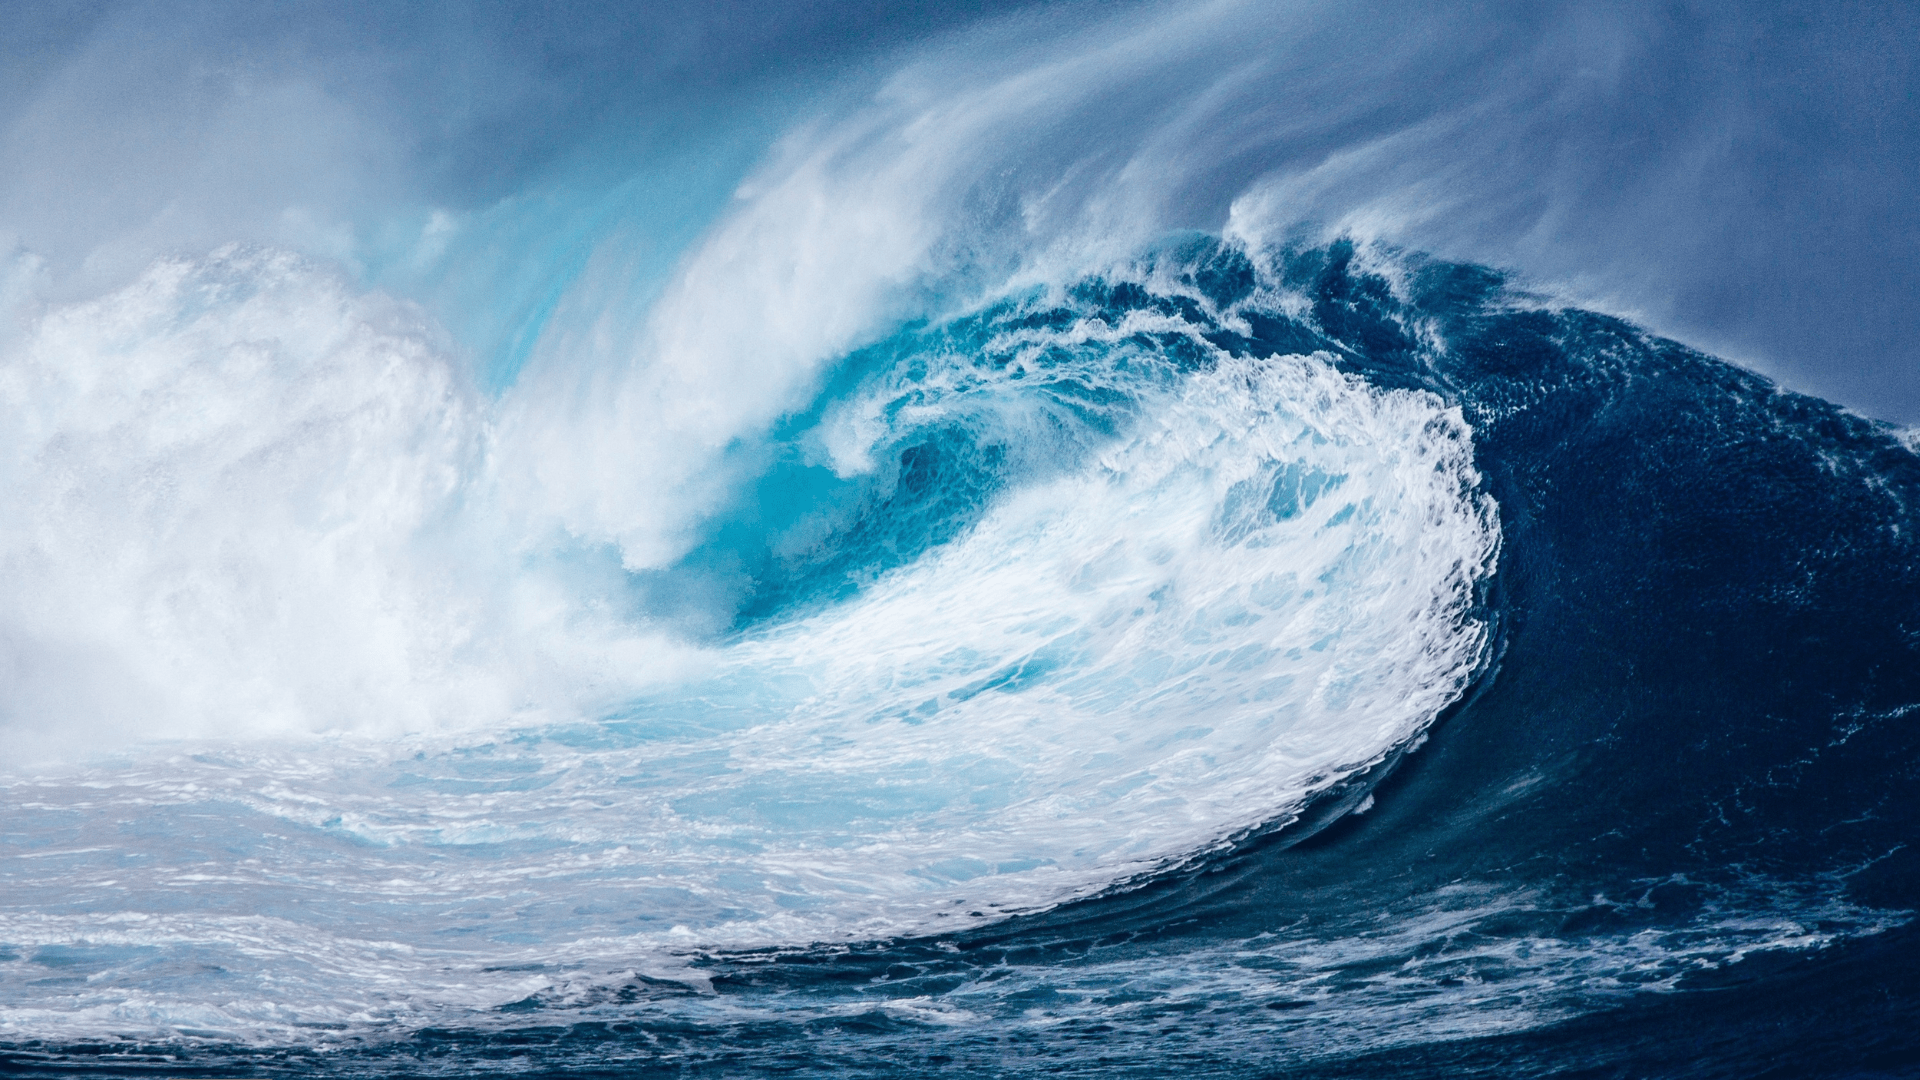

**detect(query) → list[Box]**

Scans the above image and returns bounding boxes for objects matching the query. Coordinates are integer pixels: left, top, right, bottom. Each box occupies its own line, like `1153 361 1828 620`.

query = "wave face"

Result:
4 3 1920 1078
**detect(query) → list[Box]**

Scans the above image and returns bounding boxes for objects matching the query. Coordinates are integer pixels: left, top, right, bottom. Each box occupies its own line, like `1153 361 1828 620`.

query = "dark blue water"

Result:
5 238 1914 1077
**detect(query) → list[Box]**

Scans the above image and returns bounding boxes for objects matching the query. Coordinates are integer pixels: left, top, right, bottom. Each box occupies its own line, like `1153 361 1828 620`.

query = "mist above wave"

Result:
6 0 1914 418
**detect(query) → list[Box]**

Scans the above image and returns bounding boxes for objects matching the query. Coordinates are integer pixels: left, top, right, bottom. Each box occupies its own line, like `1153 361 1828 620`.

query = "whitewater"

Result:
0 235 1499 1038
3 2 1918 1076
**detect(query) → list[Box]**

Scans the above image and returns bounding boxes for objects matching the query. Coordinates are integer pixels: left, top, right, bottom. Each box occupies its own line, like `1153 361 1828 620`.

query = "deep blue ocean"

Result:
2 3 1917 1077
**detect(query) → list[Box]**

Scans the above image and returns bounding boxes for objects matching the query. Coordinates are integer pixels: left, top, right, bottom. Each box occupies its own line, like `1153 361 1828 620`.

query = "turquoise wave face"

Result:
646 240 1431 633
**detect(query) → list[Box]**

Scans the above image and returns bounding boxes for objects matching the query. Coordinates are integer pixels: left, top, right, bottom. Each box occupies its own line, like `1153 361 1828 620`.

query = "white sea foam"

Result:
0 247 703 761
0 245 1503 1035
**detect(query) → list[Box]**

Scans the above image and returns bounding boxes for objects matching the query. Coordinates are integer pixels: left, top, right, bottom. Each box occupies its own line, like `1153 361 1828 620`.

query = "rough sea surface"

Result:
4 238 1916 1077
3 2 1918 1076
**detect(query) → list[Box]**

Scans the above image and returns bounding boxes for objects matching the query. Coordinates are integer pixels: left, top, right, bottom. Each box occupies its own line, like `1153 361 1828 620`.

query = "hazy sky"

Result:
3 0 1916 421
